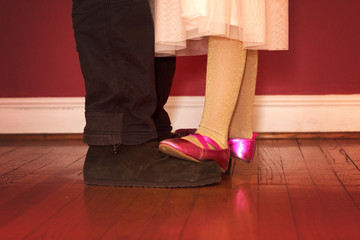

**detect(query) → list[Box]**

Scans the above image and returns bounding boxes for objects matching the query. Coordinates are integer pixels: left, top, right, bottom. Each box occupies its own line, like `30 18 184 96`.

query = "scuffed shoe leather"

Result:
83 140 222 188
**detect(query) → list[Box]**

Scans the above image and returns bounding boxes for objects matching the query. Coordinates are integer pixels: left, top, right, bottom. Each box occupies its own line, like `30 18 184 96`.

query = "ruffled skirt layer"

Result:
151 0 289 56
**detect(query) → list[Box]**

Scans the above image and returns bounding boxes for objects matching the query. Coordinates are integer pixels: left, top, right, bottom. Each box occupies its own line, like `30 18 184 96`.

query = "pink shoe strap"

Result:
252 133 258 140
193 134 222 150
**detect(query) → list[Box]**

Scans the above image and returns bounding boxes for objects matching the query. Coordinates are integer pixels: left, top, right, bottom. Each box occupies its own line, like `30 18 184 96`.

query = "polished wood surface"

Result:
0 139 359 239
1 132 360 141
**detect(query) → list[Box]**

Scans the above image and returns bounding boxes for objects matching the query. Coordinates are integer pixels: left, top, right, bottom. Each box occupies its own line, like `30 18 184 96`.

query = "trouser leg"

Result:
72 0 157 145
153 57 176 141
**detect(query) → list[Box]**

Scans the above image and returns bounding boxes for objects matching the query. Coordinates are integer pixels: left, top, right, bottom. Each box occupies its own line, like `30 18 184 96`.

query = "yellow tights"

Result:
183 36 258 149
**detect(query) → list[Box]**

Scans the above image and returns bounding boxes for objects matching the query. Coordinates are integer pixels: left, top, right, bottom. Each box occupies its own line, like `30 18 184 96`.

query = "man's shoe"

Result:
83 140 222 188
157 132 178 142
174 128 197 137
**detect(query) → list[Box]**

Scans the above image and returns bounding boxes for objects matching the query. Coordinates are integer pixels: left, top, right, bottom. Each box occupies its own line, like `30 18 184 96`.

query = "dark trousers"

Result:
72 0 175 145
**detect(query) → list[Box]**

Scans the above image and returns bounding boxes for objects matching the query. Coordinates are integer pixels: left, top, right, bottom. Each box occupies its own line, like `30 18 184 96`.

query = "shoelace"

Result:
112 144 122 154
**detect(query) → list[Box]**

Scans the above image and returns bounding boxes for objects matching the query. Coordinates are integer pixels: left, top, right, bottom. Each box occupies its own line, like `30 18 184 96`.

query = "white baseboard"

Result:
0 95 360 134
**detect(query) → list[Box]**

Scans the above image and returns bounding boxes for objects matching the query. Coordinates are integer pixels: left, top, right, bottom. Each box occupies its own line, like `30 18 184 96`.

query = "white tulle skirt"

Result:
151 0 289 56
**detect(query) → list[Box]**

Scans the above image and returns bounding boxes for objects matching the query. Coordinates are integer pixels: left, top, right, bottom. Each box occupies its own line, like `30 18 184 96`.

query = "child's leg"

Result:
185 36 246 148
229 50 258 139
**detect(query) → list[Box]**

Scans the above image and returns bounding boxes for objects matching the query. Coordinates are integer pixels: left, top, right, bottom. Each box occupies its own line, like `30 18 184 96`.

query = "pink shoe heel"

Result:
159 134 230 172
228 133 257 163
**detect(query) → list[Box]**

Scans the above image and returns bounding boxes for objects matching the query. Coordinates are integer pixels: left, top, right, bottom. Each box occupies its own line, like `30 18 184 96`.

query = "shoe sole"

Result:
84 176 222 188
159 144 227 173
230 154 252 164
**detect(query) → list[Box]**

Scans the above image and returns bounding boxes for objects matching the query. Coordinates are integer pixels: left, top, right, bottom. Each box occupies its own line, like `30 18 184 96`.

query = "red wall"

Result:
1 0 360 97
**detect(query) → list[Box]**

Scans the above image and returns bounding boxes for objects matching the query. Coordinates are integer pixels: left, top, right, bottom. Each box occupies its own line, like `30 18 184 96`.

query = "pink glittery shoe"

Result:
159 134 230 172
228 133 257 163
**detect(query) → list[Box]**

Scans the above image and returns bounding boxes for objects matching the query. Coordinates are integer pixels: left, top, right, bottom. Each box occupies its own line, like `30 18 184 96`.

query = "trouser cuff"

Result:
83 111 158 146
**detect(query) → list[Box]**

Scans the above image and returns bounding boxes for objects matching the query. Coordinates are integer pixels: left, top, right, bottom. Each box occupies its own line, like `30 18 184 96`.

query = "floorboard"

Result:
0 139 360 239
297 139 360 240
278 140 337 239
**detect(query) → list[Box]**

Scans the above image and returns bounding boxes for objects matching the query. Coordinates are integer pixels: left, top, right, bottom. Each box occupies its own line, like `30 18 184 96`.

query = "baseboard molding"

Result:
1 95 360 134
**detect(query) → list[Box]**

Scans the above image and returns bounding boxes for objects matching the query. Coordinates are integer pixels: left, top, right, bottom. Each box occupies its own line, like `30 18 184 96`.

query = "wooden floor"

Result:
0 139 360 239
